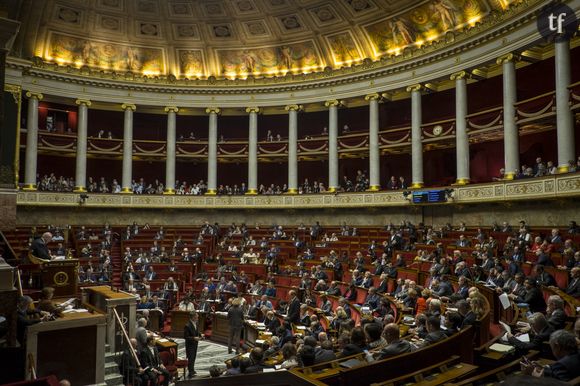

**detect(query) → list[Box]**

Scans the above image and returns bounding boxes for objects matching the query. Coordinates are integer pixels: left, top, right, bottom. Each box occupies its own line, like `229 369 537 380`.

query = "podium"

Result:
40 259 79 298
82 286 136 352
26 311 106 384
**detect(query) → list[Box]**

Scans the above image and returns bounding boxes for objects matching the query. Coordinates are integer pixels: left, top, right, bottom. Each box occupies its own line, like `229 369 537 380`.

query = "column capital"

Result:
164 106 179 113
205 107 221 114
75 99 92 107
245 107 260 114
364 93 381 101
25 91 43 100
406 84 422 93
285 104 303 112
324 99 341 107
121 103 136 111
450 71 468 81
496 53 519 65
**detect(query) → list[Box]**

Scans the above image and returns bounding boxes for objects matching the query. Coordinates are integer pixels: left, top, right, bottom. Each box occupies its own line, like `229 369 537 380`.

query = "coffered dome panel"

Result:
13 0 522 80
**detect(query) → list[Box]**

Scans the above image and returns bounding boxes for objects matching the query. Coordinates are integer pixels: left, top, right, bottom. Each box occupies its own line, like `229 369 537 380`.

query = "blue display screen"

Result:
412 190 447 203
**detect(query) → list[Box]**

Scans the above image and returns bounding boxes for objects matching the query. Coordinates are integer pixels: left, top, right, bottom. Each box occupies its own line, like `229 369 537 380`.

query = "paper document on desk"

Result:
516 333 530 342
256 322 265 327
295 326 306 330
157 338 169 343
255 339 266 345
498 293 511 310
499 321 512 335
489 343 515 354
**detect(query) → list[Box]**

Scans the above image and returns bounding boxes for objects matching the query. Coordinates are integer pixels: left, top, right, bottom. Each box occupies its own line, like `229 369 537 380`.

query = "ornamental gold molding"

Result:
284 104 303 112
324 100 341 108
406 84 422 93
205 107 221 114
75 99 92 107
16 174 580 209
25 91 43 100
245 107 260 114
164 106 179 113
364 93 381 101
450 71 468 81
121 103 136 111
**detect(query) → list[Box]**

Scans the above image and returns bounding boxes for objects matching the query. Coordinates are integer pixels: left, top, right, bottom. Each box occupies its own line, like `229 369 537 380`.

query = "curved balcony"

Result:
16 173 580 209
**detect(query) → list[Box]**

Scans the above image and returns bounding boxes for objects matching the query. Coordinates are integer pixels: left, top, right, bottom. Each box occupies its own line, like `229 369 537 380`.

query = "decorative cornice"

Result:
75 99 91 107
121 103 136 111
324 100 340 108
164 106 179 113
284 104 302 112
406 84 422 93
364 93 381 101
245 107 260 114
25 91 43 100
450 71 468 81
205 107 221 115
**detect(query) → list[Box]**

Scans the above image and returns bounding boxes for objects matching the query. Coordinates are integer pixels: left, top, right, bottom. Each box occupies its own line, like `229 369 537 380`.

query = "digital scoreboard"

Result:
411 190 448 204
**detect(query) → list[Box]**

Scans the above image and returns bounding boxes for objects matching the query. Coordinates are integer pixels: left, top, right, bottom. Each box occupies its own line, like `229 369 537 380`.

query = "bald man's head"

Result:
383 323 400 343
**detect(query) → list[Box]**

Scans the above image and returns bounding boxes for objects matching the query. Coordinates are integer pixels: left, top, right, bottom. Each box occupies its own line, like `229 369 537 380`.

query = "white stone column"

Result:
23 91 43 190
452 71 470 185
205 107 220 195
555 38 575 172
246 107 260 194
164 106 178 194
285 104 300 194
365 93 381 191
325 100 340 192
121 103 136 193
497 54 519 180
407 85 423 188
74 99 91 192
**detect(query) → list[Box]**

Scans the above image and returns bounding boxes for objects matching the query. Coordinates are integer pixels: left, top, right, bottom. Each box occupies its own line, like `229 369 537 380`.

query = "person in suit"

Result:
521 330 580 382
140 336 171 386
135 318 149 351
319 294 332 316
510 278 546 314
457 300 477 329
378 323 412 359
119 338 145 386
227 298 245 354
422 316 448 346
546 295 567 331
508 313 554 355
184 311 202 378
265 310 281 333
30 232 53 261
287 290 301 324
565 267 580 297
38 287 62 316
314 339 336 364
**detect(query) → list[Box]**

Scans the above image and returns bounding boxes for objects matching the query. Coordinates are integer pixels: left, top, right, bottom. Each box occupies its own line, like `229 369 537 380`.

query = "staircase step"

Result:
104 372 124 386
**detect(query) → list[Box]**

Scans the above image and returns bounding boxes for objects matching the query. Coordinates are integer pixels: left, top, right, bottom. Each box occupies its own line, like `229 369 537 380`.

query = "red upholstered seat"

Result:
171 348 188 380
159 350 177 380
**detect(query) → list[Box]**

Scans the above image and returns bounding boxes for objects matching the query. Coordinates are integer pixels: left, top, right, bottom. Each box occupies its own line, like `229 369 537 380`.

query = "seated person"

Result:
299 304 311 326
378 323 413 359
521 330 580 382
326 281 341 296
507 312 554 355
421 315 447 346
546 295 567 331
38 287 63 316
265 310 281 333
140 336 170 386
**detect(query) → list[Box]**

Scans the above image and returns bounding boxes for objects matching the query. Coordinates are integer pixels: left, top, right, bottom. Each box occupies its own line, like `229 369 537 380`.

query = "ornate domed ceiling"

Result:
12 0 519 79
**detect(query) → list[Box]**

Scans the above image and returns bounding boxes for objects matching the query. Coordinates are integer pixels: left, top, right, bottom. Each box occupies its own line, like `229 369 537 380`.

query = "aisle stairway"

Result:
110 241 123 288
104 339 235 386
